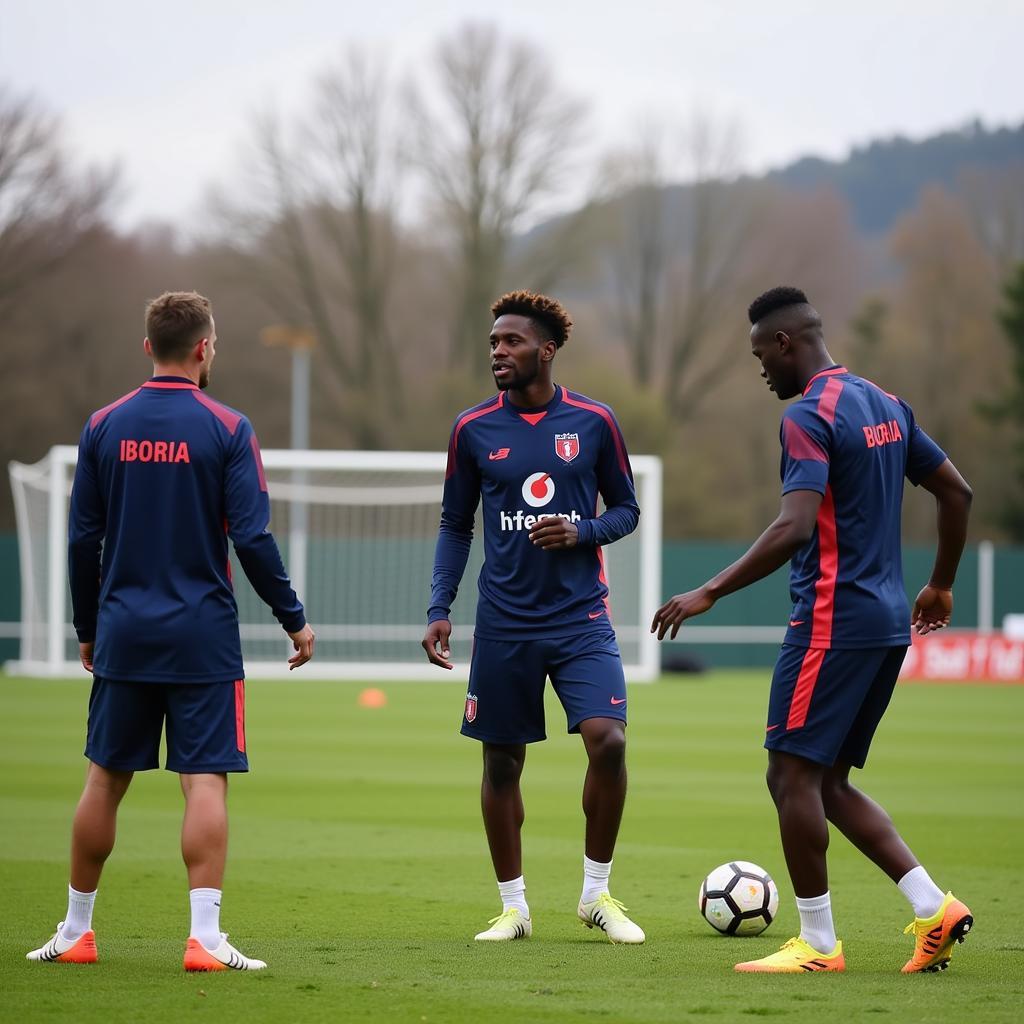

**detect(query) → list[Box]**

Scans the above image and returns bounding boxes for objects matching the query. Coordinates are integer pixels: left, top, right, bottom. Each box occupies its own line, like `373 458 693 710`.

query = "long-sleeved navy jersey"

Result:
69 376 305 683
778 366 947 650
428 386 640 639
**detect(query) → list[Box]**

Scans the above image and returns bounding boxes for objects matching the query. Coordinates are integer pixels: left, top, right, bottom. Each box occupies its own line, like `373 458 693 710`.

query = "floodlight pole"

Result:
261 326 316 614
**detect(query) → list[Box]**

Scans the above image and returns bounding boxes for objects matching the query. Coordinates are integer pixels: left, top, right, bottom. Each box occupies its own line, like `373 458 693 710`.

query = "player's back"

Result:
782 368 945 650
71 378 263 682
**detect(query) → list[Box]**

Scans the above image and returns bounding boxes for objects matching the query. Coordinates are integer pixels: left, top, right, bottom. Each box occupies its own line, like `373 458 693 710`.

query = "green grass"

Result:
1 671 1021 1023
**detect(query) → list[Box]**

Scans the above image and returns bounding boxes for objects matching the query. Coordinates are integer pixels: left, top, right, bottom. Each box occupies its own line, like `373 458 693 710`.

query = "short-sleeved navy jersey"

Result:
428 386 640 639
69 376 305 683
779 366 946 650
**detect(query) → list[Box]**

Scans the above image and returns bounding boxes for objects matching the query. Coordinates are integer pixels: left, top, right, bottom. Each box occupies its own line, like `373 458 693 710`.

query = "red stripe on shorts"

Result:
786 647 826 730
234 680 246 753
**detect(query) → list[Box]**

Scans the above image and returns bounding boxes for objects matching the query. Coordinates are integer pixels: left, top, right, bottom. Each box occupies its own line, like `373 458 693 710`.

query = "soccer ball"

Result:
698 861 779 936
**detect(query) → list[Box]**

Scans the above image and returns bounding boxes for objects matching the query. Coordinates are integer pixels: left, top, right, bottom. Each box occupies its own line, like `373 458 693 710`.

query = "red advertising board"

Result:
899 632 1024 683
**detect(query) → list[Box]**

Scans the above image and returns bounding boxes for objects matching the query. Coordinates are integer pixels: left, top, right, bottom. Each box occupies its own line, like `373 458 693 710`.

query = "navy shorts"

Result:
461 629 627 744
85 677 249 773
765 644 908 768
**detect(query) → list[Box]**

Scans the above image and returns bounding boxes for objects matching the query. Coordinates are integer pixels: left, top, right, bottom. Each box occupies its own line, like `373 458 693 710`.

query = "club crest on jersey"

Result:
555 433 580 463
465 693 479 723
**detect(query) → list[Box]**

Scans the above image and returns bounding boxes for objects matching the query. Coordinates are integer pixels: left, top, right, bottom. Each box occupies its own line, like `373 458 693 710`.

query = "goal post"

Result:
8 446 662 681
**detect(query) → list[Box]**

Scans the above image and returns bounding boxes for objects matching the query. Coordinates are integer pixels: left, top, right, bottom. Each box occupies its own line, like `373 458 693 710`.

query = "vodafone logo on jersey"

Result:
522 472 555 507
501 472 582 532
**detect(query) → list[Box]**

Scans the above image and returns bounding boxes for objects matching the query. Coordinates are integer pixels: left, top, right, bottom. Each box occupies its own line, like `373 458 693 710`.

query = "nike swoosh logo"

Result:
488 448 510 461
610 697 626 705
766 724 780 732
588 610 606 620
789 620 805 627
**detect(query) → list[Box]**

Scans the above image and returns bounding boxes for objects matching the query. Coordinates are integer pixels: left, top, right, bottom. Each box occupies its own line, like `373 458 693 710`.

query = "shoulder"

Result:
190 391 250 437
451 393 505 435
87 387 144 430
560 388 620 428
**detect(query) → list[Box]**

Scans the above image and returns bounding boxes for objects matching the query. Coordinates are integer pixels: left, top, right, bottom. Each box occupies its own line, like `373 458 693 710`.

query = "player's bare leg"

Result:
821 762 916 881
480 743 526 881
180 773 228 889
766 751 829 897
71 762 133 892
579 717 627 862
27 763 131 962
822 762 971 971
474 743 532 940
576 718 643 942
179 772 264 970
758 750 840 960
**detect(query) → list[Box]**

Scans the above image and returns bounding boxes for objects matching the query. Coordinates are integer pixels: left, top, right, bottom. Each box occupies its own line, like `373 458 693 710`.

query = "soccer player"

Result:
652 287 974 974
27 291 315 972
422 290 645 944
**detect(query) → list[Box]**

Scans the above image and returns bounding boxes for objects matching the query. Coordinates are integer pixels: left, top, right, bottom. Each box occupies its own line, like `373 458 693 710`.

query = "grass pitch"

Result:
1 670 1021 1023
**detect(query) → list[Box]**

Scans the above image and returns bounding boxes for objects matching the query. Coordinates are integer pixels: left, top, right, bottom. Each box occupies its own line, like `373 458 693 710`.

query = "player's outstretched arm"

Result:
652 490 822 640
422 619 453 670
912 459 972 635
287 624 315 669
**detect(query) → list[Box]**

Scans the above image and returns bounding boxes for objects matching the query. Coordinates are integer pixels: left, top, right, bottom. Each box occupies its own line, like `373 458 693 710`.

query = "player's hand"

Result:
651 587 716 640
422 620 453 670
79 642 94 673
529 519 578 550
287 624 315 669
912 585 953 635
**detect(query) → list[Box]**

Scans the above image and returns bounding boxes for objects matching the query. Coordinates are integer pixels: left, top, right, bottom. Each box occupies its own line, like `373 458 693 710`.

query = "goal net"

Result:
8 447 662 680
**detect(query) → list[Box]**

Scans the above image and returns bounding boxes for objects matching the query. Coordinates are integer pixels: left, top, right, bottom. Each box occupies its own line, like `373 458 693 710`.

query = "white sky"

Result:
3 0 1022 231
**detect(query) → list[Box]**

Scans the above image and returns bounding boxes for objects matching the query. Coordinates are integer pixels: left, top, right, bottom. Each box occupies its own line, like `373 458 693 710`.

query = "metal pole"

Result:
288 348 310 609
47 451 67 673
978 539 994 634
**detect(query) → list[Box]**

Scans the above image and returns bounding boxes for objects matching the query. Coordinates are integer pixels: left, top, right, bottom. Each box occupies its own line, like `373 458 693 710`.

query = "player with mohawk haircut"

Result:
423 290 646 944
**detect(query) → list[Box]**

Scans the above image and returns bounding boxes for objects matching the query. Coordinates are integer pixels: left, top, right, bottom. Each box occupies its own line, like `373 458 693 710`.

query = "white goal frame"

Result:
8 446 662 681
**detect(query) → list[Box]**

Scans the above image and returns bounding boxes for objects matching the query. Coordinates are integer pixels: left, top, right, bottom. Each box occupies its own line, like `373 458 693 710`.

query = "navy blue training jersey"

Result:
428 386 640 639
69 376 305 683
779 366 946 650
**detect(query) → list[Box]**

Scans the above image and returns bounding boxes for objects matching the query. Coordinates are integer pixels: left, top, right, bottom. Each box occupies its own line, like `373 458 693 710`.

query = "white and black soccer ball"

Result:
698 861 779 936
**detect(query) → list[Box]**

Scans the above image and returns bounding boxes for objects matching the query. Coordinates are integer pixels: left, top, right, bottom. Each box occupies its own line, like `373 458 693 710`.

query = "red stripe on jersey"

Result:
249 433 268 491
817 378 844 425
811 485 838 647
192 390 242 435
89 388 141 428
783 417 828 462
802 366 847 396
447 393 505 479
560 388 629 474
786 647 825 730
234 680 246 752
141 380 198 390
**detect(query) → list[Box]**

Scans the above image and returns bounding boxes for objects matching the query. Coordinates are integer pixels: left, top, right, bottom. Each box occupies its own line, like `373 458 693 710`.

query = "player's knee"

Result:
482 747 524 790
587 726 626 773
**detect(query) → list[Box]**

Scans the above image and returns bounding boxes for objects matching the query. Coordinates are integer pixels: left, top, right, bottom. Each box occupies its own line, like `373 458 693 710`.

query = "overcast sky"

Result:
3 0 1022 231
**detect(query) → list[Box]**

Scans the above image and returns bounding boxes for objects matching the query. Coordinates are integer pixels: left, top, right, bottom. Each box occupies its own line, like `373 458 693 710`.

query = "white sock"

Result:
898 866 945 918
795 891 837 954
61 885 97 941
189 888 223 949
581 855 612 904
497 876 529 918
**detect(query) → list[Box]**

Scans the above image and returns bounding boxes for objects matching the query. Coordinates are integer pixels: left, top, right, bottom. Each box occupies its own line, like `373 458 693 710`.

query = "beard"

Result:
199 367 211 390
493 350 542 392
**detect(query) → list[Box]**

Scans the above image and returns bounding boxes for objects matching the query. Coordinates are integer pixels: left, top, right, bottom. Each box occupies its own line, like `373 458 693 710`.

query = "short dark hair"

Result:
491 290 573 348
748 286 810 325
145 291 213 361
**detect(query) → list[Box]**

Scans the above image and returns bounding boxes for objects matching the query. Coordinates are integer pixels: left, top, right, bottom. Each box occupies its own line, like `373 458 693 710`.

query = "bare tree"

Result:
210 48 404 445
410 23 585 379
0 85 116 315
